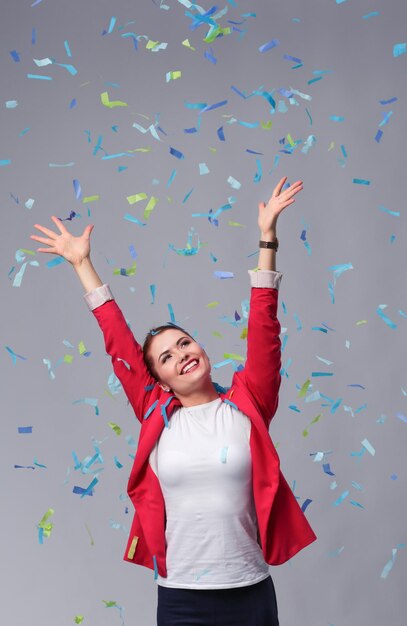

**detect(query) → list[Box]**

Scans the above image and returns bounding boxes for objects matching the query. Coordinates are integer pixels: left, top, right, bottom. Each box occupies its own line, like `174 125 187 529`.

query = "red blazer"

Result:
92 285 317 578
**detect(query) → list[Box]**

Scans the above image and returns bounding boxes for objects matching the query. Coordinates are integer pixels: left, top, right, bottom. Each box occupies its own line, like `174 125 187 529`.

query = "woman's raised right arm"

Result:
30 217 156 422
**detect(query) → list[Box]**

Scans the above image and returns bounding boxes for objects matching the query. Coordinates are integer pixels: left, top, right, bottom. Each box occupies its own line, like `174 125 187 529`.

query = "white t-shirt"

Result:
149 397 270 589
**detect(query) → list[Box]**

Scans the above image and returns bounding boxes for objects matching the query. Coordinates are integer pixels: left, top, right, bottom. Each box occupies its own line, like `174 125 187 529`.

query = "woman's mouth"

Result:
180 359 199 375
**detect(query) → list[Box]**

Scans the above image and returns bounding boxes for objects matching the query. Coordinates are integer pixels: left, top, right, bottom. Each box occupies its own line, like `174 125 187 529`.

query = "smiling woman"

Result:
30 176 316 626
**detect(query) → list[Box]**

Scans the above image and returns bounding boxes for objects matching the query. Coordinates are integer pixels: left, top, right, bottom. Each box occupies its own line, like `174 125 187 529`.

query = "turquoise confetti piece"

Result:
124 213 146 227
168 303 175 323
153 555 158 579
293 313 302 331
80 476 99 498
393 43 406 58
353 178 370 185
213 359 234 369
378 205 400 216
64 40 72 56
333 490 349 506
220 446 228 463
27 74 53 80
376 304 397 329
150 284 156 304
380 544 406 578
361 438 375 455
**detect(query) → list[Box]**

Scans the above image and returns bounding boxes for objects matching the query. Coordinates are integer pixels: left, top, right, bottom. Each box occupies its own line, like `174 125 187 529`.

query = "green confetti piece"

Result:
108 422 122 436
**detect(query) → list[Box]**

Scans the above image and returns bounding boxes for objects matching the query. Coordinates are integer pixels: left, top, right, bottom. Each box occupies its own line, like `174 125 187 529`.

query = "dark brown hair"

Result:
142 324 194 380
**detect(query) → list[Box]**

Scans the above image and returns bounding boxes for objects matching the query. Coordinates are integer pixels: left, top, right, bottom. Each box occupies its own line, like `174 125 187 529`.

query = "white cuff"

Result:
83 284 114 311
248 269 283 290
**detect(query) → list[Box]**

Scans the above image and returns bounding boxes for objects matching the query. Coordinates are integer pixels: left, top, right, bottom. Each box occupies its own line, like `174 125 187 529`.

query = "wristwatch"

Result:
259 238 279 251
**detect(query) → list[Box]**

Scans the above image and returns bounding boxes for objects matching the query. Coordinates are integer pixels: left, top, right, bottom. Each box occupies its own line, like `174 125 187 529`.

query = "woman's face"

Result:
148 328 212 395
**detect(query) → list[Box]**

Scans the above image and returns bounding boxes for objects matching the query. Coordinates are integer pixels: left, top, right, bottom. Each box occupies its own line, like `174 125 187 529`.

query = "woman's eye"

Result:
181 340 190 348
162 354 171 363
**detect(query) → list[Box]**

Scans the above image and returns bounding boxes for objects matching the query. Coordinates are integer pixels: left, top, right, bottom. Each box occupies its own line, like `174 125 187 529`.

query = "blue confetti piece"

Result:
258 39 279 53
144 400 158 420
330 115 345 122
323 463 335 476
214 271 234 279
380 97 397 105
0 159 11 167
301 498 312 512
217 126 225 141
283 54 302 63
161 396 175 428
10 50 20 62
73 179 82 200
375 129 383 143
31 28 36 44
73 485 94 496
230 85 249 99
201 100 228 114
150 284 156 303
169 146 184 159
114 456 123 469
18 426 33 434
129 244 137 259
204 48 217 64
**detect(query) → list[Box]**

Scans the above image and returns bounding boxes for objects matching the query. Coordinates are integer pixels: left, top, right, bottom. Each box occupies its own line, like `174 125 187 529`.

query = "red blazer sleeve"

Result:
234 282 282 429
91 300 156 423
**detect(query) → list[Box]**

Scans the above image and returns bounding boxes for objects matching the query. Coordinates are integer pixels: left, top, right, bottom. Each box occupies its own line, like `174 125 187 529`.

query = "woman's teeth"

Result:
182 360 198 374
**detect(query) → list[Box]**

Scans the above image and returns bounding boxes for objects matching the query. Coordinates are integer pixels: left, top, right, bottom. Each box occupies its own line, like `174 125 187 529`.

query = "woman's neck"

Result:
176 381 220 407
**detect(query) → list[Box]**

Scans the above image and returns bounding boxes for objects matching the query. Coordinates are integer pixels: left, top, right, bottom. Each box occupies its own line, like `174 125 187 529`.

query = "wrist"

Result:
259 231 277 241
72 256 92 271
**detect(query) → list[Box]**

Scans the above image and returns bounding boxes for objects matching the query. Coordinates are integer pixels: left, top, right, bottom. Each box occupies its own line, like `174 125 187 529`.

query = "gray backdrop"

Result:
1 1 406 625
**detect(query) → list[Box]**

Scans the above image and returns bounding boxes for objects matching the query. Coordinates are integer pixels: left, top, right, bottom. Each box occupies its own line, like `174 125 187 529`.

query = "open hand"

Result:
30 216 94 267
258 176 303 234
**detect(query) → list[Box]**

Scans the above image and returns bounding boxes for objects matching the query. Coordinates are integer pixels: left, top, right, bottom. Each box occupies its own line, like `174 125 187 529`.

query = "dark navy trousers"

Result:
157 575 279 626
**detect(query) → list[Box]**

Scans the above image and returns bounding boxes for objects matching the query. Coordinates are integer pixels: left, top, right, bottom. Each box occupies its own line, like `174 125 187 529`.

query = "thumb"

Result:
258 201 266 210
84 224 94 237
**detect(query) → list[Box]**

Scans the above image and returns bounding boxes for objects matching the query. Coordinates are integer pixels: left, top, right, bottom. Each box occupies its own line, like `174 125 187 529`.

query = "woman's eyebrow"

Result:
158 337 189 361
